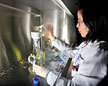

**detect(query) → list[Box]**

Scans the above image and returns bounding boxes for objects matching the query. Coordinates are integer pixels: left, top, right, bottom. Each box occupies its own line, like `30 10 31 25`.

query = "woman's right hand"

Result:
33 64 49 78
43 24 56 42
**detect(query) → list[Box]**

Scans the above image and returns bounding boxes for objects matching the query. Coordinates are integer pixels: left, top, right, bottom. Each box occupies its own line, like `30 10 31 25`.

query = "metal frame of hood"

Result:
0 3 40 17
52 0 74 17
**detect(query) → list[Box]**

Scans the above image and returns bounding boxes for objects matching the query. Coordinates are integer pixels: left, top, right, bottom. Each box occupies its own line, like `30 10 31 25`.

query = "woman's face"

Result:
76 10 89 38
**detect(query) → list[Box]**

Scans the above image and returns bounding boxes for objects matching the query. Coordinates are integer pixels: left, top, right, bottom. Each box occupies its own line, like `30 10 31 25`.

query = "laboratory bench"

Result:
0 56 72 86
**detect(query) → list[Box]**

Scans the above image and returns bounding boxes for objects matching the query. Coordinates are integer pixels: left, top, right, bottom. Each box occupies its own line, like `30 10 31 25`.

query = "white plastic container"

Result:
31 32 41 48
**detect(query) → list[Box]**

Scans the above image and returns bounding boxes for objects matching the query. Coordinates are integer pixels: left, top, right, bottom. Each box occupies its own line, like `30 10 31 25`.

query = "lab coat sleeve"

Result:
46 71 74 86
52 39 79 59
46 71 58 86
46 71 71 86
52 38 72 52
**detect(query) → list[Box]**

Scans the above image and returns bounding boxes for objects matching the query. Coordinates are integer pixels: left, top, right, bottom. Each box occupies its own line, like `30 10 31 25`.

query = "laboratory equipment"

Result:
33 77 40 86
28 32 45 66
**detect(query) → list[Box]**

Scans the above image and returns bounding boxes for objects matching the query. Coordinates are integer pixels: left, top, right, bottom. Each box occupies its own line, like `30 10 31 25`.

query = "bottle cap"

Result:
33 77 40 86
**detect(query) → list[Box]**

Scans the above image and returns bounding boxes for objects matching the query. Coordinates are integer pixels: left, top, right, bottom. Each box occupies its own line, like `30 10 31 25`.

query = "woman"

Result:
33 8 108 86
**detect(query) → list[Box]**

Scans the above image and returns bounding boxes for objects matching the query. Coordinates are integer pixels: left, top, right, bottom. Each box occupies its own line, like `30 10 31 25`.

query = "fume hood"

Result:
0 0 78 86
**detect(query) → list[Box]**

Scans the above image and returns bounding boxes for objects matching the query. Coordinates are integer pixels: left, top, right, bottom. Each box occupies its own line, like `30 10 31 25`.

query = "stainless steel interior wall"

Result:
0 2 40 85
40 9 76 48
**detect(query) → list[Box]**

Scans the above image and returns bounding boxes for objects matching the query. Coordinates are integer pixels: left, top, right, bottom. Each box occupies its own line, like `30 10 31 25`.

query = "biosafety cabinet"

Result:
0 0 78 86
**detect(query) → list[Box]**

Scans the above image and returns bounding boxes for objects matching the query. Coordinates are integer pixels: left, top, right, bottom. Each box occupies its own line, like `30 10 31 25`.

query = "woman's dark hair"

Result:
81 8 108 42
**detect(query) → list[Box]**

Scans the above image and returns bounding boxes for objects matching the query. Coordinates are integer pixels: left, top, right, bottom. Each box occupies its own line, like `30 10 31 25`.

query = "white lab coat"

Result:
46 39 108 86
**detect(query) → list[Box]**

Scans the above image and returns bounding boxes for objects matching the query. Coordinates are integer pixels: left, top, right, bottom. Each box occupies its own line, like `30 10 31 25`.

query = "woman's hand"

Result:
33 64 49 78
43 24 56 42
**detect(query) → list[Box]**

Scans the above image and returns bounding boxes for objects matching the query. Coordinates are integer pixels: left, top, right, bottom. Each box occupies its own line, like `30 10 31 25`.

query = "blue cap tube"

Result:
33 77 40 86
